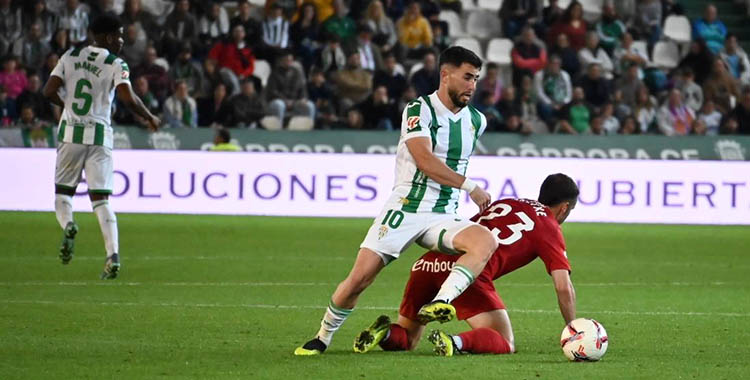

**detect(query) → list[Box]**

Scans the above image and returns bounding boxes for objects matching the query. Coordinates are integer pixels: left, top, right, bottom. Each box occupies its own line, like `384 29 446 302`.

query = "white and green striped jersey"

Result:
392 91 487 214
52 45 131 149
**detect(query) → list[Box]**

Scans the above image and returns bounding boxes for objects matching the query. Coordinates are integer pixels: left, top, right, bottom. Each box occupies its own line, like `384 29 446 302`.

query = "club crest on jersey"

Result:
407 116 420 130
378 225 388 240
121 71 129 79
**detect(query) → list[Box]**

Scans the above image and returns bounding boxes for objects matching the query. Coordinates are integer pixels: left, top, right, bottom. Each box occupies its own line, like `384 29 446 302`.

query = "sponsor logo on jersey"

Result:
406 116 420 130
411 258 455 273
121 70 129 80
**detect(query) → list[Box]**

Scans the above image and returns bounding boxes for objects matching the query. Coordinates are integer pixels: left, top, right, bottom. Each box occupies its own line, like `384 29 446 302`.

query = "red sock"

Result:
457 328 512 354
379 324 409 351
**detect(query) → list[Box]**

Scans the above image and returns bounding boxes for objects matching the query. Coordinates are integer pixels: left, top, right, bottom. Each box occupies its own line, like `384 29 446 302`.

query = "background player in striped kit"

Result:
43 13 160 279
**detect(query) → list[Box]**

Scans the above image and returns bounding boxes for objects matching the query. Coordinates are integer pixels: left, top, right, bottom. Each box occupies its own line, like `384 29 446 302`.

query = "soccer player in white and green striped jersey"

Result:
295 46 499 355
42 14 160 279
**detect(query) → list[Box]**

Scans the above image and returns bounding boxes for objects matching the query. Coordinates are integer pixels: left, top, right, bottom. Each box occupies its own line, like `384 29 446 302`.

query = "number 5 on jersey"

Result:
72 78 93 116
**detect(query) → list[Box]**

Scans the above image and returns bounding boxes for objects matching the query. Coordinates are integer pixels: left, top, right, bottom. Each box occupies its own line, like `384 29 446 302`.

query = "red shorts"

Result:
399 252 506 321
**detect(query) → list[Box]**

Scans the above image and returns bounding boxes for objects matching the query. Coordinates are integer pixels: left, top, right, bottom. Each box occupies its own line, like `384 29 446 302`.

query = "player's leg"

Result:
381 314 425 351
54 142 85 264
85 146 119 279
428 310 514 356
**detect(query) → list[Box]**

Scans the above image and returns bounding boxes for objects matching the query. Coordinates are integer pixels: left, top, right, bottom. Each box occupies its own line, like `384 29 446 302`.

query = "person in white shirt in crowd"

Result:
578 31 614 80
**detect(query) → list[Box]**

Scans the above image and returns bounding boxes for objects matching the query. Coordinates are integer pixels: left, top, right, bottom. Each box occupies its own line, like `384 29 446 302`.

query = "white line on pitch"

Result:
0 281 739 287
1 299 748 318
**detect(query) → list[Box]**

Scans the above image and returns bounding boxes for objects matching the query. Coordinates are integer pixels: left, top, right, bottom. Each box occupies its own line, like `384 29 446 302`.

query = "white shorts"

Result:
360 206 477 265
54 142 113 194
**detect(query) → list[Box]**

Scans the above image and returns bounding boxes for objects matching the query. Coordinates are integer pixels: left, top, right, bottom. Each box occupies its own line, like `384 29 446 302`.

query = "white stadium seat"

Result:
477 0 502 12
287 116 315 131
466 11 502 40
486 38 514 65
453 37 484 60
544 0 571 8
461 0 478 12
253 60 271 88
663 15 692 44
579 0 604 23
631 40 651 65
408 62 424 81
260 116 282 131
652 41 680 69
439 10 466 37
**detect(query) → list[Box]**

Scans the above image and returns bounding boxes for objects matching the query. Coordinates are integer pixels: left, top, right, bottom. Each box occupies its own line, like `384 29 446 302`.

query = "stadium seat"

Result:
154 57 170 72
486 38 513 65
408 62 424 81
253 60 271 88
453 38 484 60
477 0 502 12
260 116 282 130
544 0 571 8
438 10 466 37
663 15 692 44
579 0 604 23
465 11 502 40
631 40 651 65
652 41 680 69
287 116 315 131
248 0 265 6
461 0 478 12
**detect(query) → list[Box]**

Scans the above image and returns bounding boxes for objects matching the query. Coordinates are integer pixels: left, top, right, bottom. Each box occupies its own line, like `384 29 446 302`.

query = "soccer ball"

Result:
560 318 608 361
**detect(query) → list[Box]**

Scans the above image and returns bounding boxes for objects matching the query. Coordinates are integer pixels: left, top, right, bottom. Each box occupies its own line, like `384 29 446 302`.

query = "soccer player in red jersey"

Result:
353 173 579 356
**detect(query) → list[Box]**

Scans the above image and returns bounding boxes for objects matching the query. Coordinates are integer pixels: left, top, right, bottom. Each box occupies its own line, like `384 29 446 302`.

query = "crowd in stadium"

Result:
1 0 750 135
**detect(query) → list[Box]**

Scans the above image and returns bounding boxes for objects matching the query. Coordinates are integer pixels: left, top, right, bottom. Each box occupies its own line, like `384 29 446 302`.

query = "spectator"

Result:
120 0 158 44
0 85 15 125
722 87 750 134
210 128 241 151
199 1 230 47
87 0 116 22
229 78 266 128
57 0 89 45
595 3 626 55
612 89 632 120
557 86 591 134
0 0 23 56
613 32 647 78
398 84 418 114
499 0 539 41
384 0 406 21
22 0 58 44
474 90 502 131
577 63 610 110
698 98 722 135
619 115 638 134
410 49 439 96
332 51 373 112
198 83 233 127
511 26 547 87
169 43 204 97
676 39 714 86
114 75 159 126
133 47 170 102
578 31 614 80
291 2 320 72
346 23 383 72
342 108 365 128
358 85 400 130
39 52 58 88
542 0 565 29
374 51 407 100
703 57 739 115
396 1 433 60
719 34 750 85
308 67 338 128
677 67 703 113
316 33 346 75
163 80 198 128
600 102 619 134
546 1 587 51
266 50 315 123
418 0 441 20
14 102 46 130
589 114 605 135
261 3 291 60
208 24 256 80
12 21 51 74
365 0 398 51
549 33 580 80
197 57 240 99
635 0 662 49
662 0 685 23
430 21 450 53
476 62 503 105
693 4 726 54
518 74 548 133
15 73 50 121
265 0 299 19
120 23 147 68
633 84 658 133
323 0 356 42
534 55 572 127
657 88 695 135
0 56 27 99
230 0 262 52
496 86 531 134
163 0 200 62
617 63 644 107
50 28 71 57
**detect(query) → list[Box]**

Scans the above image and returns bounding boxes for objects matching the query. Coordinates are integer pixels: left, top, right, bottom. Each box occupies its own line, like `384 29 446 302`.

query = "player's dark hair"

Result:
438 46 482 70
538 174 579 207
90 13 122 36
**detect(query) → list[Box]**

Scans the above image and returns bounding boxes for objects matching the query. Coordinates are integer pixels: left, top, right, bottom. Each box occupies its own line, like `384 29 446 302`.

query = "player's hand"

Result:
146 115 161 132
469 186 491 212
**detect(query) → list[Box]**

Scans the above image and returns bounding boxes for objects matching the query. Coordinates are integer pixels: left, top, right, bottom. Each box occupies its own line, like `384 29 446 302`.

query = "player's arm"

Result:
115 83 160 131
42 75 65 108
551 269 576 324
405 137 491 210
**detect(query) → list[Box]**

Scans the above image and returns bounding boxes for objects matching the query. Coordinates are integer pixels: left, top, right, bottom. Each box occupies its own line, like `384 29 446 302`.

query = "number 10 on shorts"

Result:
381 210 404 229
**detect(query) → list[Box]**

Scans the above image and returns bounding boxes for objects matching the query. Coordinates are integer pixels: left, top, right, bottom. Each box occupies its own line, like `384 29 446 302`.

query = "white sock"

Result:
55 194 74 229
92 200 118 257
452 335 463 351
315 299 353 346
432 264 476 304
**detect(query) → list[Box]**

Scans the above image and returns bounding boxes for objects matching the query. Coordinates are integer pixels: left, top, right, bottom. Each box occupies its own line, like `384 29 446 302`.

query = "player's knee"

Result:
465 228 497 261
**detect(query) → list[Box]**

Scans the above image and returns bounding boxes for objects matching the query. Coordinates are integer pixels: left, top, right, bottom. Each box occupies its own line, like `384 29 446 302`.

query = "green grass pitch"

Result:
1 211 749 379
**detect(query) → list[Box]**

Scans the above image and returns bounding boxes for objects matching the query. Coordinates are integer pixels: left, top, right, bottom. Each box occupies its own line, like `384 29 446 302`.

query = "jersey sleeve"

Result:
536 222 571 275
50 53 65 80
113 58 131 88
400 97 433 142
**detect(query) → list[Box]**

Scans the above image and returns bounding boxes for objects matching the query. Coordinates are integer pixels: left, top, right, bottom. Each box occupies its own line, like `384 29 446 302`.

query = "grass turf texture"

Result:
1 211 749 379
